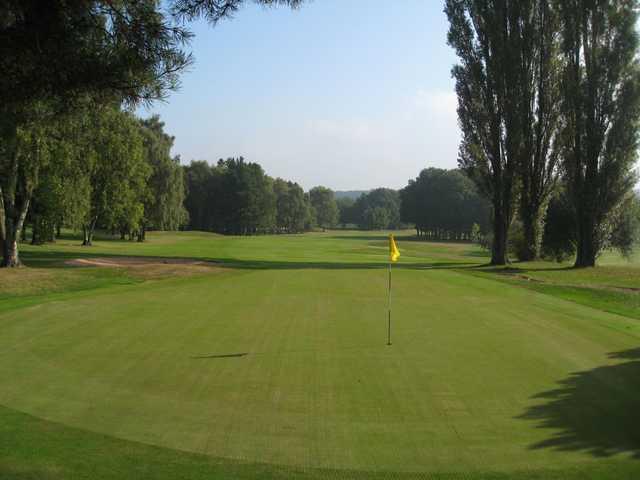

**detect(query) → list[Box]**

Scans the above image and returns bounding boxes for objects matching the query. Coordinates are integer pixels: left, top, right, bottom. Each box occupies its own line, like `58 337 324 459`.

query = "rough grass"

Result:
468 254 640 321
1 231 639 479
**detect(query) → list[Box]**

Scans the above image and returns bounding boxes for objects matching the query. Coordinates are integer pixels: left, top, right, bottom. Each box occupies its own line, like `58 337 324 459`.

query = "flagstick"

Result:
387 261 392 346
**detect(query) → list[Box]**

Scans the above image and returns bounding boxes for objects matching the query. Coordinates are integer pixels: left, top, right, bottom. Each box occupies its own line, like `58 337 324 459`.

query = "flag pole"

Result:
387 260 392 346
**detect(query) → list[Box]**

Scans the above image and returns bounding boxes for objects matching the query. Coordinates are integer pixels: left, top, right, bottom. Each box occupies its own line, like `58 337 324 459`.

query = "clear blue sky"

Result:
141 0 460 191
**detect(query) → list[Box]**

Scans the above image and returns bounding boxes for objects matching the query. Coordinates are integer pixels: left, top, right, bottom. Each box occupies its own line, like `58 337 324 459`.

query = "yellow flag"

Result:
389 234 400 262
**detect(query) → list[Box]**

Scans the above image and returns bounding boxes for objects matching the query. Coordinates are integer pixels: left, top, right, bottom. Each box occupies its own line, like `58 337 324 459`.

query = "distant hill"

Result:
334 190 368 200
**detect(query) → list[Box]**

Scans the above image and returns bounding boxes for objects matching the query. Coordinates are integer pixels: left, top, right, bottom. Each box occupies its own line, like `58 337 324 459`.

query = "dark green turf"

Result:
3 405 640 480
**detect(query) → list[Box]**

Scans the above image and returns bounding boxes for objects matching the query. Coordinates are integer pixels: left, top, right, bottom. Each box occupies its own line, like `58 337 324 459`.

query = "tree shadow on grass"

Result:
518 348 640 459
210 258 480 271
19 250 481 271
474 264 576 275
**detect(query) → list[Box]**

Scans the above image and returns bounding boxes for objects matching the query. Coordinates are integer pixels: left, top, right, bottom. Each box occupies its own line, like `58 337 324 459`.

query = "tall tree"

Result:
445 0 522 265
214 158 276 235
0 0 302 266
0 104 51 266
184 159 311 235
336 197 358 227
184 161 217 231
0 1 190 266
309 187 338 231
400 168 490 240
514 0 562 260
81 107 150 246
556 0 640 267
139 116 188 239
353 188 401 230
274 179 310 233
542 187 640 262
28 136 91 245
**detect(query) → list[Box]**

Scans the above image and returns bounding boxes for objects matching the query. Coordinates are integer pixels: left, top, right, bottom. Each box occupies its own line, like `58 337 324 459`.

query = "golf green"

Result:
1 231 639 479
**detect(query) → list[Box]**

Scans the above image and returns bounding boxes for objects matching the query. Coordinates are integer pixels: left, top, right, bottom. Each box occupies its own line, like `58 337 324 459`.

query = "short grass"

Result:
1 231 639 479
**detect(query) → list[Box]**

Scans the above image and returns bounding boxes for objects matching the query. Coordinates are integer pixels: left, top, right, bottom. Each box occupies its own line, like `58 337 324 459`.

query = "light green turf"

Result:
1 231 639 479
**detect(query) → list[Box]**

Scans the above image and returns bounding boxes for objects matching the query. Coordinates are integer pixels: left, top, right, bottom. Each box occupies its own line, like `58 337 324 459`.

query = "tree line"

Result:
5 104 188 251
337 189 402 230
3 1 638 268
400 168 490 241
183 158 339 235
333 177 491 239
445 0 640 267
183 163 494 238
0 0 301 267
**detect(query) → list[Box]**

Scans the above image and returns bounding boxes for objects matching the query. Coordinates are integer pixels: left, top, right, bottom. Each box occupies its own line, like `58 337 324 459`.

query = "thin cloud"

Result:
244 89 462 190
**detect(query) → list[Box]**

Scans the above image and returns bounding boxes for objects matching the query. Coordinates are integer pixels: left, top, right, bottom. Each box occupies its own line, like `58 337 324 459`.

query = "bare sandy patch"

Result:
65 257 222 280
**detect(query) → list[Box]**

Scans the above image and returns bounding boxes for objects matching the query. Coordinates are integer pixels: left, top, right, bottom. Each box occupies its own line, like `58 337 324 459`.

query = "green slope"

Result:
1 231 639 478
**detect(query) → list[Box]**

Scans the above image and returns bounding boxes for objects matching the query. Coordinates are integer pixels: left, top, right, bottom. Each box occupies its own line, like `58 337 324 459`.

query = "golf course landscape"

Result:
5 0 640 478
1 230 639 479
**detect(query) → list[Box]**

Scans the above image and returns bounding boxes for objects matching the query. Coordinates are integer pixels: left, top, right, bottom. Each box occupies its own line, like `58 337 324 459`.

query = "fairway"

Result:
1 231 640 479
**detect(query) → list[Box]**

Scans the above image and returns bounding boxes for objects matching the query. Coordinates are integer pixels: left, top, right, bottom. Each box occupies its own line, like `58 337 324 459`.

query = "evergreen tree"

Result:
184 161 216 231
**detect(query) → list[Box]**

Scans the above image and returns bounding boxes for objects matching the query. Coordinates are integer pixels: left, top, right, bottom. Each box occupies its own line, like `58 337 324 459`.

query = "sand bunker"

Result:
65 256 221 280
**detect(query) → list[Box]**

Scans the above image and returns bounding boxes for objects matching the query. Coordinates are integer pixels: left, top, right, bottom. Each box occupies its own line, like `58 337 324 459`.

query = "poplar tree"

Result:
446 0 566 263
556 0 640 267
515 0 562 260
445 0 521 265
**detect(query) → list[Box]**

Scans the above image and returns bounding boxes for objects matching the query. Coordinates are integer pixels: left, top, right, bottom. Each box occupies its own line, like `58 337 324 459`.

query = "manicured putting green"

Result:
1 231 639 478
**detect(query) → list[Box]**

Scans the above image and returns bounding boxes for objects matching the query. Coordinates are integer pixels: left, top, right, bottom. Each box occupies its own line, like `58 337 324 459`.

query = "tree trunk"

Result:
138 225 146 242
1 200 28 267
574 215 596 267
82 227 91 246
0 189 5 258
1 124 39 267
82 218 96 246
2 231 20 267
520 207 542 261
491 209 509 266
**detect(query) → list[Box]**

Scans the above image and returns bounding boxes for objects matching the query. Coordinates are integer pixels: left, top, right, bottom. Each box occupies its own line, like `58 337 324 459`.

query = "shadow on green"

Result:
519 347 640 459
19 250 480 271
